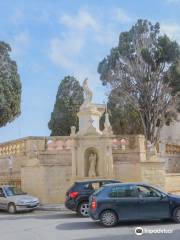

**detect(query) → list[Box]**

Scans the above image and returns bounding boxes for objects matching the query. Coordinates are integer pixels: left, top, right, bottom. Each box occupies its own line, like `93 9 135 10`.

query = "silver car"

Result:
0 185 39 213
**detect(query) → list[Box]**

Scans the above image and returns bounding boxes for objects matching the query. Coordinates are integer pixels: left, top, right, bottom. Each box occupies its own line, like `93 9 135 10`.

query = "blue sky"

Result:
0 0 180 142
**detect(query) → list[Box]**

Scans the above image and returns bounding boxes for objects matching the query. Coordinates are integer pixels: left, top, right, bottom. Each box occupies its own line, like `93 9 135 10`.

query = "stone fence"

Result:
165 173 180 194
0 135 179 203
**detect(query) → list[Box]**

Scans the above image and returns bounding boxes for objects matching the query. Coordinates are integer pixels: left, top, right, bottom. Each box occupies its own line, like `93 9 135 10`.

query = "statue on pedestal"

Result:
88 152 97 177
82 78 93 107
103 106 113 135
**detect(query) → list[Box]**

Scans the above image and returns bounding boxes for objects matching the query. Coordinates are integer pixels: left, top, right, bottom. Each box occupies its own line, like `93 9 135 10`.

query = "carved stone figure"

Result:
88 152 97 177
82 78 93 107
70 126 76 136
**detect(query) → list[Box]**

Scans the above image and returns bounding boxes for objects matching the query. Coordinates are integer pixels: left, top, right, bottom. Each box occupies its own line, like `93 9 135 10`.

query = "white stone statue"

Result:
88 152 97 177
70 126 76 136
103 107 112 134
82 78 93 106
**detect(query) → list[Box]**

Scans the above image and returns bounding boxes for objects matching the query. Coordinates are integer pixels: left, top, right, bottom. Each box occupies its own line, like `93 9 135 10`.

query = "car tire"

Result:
173 207 180 223
8 203 16 214
77 201 89 217
100 210 118 227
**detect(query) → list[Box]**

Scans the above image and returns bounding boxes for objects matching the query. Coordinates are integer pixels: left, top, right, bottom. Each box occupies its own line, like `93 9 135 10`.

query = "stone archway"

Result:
84 147 99 177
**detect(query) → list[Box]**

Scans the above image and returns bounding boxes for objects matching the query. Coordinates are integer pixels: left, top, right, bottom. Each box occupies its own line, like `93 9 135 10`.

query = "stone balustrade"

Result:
0 140 26 156
166 144 180 154
46 137 72 151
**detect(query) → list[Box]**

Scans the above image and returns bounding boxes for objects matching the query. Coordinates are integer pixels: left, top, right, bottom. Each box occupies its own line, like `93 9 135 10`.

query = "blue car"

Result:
89 183 180 227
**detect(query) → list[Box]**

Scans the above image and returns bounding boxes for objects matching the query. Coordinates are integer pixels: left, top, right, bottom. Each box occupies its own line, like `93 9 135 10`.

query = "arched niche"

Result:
84 147 99 177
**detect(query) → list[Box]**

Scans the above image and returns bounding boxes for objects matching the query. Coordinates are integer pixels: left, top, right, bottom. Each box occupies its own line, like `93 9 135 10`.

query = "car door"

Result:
0 187 7 209
108 185 140 220
136 185 170 219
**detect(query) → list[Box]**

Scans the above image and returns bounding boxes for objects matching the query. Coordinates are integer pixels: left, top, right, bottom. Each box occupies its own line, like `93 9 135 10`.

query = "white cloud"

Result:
60 9 98 31
11 32 30 59
166 0 180 3
50 9 100 79
49 8 131 87
161 22 180 43
114 8 131 23
50 36 97 82
10 9 24 25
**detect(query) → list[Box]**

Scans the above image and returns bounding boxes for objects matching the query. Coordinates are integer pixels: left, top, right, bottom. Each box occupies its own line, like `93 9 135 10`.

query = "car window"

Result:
4 186 25 196
0 188 5 197
100 181 114 187
109 185 137 198
85 182 100 190
136 186 162 198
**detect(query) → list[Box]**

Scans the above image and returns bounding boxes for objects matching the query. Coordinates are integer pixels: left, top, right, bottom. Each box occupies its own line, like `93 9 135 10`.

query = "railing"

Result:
45 137 72 150
0 139 26 157
166 144 180 154
0 176 21 187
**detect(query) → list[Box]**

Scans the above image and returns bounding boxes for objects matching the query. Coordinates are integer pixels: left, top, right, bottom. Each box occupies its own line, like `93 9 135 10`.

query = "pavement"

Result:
0 210 180 240
38 204 67 211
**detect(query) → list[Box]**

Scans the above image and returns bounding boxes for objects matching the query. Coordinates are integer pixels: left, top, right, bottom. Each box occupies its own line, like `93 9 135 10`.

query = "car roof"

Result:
75 179 119 184
0 185 13 188
103 182 152 188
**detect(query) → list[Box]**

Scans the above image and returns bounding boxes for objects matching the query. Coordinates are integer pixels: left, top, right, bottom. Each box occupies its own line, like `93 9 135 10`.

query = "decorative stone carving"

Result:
103 110 113 135
78 79 103 135
166 144 180 154
88 152 97 177
82 78 93 108
0 141 25 156
147 141 157 154
70 126 76 136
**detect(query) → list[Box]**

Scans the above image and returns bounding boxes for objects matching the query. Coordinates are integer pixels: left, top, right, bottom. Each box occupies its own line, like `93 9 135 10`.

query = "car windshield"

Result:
4 186 26 196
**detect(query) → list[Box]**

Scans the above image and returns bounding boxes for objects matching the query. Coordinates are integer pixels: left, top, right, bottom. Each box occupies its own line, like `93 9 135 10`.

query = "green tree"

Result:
100 89 144 135
98 19 180 144
0 41 21 127
48 76 84 136
169 61 180 111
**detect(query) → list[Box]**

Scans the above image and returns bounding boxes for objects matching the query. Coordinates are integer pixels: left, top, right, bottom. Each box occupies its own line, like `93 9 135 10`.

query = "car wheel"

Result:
8 203 16 214
173 207 180 223
100 210 118 227
78 202 89 217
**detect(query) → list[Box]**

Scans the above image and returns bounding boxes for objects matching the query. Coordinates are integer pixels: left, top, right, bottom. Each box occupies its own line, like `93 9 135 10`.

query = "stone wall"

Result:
0 137 72 203
165 173 180 194
0 135 180 203
21 150 72 203
0 138 26 186
113 135 145 182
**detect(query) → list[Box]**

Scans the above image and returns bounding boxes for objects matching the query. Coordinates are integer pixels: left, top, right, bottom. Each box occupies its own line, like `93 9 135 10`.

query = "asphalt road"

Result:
0 210 180 240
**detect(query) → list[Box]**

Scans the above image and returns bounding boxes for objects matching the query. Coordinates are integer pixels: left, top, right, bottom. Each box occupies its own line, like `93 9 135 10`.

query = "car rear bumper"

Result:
65 200 77 211
89 210 99 220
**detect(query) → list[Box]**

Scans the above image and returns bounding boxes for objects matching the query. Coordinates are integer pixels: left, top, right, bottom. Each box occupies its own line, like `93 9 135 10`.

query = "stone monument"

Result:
71 78 114 180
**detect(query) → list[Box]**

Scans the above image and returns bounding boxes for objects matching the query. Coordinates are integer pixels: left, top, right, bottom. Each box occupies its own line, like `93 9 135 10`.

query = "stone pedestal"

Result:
77 104 102 135
140 144 166 188
71 95 114 180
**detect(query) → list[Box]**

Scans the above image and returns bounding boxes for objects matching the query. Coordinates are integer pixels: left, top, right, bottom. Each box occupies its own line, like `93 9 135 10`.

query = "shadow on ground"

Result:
56 219 175 231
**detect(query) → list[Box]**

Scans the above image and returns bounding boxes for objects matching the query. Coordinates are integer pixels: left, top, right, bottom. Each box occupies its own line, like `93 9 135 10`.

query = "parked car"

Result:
65 179 120 216
0 185 39 213
89 182 180 227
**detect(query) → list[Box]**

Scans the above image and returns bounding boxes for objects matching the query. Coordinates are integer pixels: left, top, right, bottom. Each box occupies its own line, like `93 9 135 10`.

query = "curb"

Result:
37 205 68 211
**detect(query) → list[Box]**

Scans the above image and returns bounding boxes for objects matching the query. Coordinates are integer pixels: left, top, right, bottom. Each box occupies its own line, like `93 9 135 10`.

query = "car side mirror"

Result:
160 194 167 199
0 193 5 198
